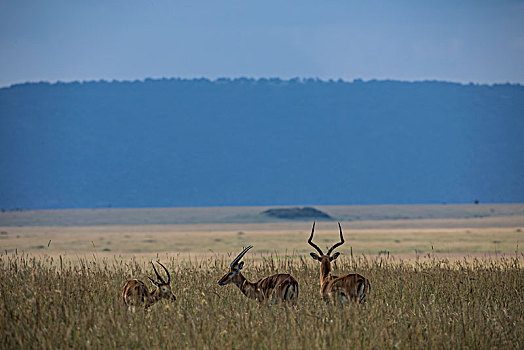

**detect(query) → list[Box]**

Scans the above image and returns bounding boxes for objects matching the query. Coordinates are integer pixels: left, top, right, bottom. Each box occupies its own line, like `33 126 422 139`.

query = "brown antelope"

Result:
122 261 176 309
218 246 299 303
308 222 370 304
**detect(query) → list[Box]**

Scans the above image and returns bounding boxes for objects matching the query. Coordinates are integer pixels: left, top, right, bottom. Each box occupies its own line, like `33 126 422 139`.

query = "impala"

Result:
218 245 299 303
122 261 176 309
308 222 370 304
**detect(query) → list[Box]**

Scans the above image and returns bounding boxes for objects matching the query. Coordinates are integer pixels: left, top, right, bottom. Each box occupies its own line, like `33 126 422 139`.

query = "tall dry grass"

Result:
1 253 522 349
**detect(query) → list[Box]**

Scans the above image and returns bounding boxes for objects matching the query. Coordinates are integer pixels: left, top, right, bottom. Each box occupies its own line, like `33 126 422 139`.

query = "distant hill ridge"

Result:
4 77 523 89
1 78 523 209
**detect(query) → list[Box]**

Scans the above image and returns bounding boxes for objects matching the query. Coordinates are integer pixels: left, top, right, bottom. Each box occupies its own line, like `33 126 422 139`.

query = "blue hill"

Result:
1 78 523 209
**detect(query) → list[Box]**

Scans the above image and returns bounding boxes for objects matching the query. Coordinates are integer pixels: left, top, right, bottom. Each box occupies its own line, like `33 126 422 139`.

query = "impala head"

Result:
218 245 253 286
308 222 344 274
148 261 176 301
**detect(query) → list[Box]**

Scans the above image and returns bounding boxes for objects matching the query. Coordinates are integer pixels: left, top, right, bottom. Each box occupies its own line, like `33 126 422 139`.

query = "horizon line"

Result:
2 76 523 90
2 202 522 213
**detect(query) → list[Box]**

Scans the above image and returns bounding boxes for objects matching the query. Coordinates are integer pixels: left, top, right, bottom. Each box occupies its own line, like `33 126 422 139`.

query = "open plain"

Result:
1 204 523 259
1 204 523 348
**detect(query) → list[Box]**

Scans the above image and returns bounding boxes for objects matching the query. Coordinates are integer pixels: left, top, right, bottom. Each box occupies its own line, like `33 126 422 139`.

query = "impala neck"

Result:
320 259 332 287
235 273 258 300
145 287 161 307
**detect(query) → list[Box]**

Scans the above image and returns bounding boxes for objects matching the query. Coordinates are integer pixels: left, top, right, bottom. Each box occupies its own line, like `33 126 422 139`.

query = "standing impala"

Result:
218 246 299 303
308 222 370 304
122 261 176 309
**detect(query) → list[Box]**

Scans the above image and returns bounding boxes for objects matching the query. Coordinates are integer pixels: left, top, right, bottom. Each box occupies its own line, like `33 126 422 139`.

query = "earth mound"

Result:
261 207 332 220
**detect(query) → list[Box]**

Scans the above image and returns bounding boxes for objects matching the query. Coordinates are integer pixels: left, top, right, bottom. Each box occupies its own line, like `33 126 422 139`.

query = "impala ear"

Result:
148 277 159 286
330 252 341 261
310 252 321 261
232 261 244 273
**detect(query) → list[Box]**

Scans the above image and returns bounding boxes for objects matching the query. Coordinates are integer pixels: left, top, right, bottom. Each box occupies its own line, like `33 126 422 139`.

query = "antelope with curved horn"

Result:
218 246 299 303
122 261 176 309
308 222 370 304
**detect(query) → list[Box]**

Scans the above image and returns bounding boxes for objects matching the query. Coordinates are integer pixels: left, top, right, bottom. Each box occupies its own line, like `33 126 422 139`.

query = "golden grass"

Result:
0 253 522 349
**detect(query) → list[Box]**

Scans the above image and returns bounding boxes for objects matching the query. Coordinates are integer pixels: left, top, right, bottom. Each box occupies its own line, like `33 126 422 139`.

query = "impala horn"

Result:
151 261 170 284
230 245 253 268
326 222 345 255
307 222 324 255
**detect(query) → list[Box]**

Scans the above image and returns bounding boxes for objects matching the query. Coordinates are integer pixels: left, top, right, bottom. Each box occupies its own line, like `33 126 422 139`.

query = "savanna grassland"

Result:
1 253 522 349
0 204 523 349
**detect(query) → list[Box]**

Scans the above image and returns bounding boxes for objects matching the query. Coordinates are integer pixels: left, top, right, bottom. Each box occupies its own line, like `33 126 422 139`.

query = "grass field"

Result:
0 204 523 348
1 253 522 349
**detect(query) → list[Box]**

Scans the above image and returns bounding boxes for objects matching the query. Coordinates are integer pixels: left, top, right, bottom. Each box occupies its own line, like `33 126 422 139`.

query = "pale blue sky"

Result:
1 0 524 87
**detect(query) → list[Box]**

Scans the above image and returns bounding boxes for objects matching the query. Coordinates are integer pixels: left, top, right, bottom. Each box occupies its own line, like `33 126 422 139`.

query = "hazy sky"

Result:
1 0 524 87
